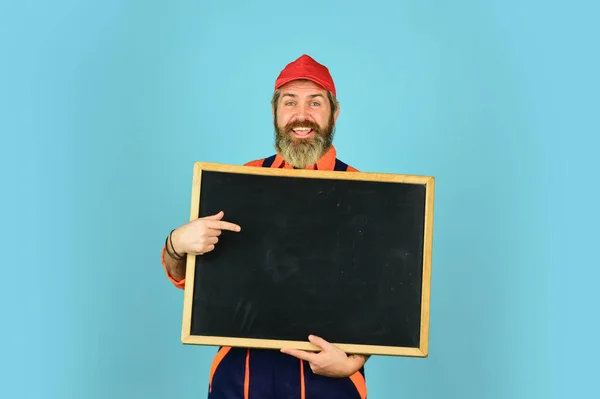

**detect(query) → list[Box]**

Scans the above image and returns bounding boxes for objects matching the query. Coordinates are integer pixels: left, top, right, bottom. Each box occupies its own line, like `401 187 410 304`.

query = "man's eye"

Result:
311 102 320 106
285 102 295 106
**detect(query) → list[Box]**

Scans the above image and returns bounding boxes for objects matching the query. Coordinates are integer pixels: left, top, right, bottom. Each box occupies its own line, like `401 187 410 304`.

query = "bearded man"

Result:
161 54 369 399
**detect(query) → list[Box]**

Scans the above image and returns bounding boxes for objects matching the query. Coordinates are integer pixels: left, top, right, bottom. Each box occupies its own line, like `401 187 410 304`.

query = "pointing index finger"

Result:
207 220 241 232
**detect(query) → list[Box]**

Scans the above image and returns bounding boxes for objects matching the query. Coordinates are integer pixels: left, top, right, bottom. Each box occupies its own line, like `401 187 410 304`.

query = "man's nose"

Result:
296 103 309 119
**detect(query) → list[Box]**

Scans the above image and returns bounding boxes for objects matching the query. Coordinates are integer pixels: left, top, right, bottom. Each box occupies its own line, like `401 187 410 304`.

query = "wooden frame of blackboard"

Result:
180 162 434 357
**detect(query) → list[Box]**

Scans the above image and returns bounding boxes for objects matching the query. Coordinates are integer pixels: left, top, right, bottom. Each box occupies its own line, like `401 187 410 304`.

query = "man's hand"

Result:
280 335 368 378
171 211 241 256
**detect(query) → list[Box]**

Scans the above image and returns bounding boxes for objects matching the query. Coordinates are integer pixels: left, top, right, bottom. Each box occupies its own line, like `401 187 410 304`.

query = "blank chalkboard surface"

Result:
180 162 434 357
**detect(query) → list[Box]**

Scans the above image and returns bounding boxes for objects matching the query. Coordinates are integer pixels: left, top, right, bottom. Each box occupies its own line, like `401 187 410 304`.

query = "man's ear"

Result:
272 104 275 118
333 103 340 123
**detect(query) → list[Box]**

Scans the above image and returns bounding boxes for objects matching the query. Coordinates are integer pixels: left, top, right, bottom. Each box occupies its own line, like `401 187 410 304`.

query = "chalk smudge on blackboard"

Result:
234 299 256 333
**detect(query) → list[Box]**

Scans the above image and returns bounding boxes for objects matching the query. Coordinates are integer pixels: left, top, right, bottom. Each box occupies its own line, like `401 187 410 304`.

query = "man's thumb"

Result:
203 211 224 220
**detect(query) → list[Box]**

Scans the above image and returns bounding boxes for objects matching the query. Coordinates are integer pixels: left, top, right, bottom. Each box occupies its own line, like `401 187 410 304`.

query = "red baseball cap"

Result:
274 54 336 98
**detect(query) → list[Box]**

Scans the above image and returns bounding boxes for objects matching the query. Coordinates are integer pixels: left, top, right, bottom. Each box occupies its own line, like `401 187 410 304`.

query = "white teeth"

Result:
294 127 311 131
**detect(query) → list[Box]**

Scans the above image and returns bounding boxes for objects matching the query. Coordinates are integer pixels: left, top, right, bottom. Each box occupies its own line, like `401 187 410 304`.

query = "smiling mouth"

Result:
291 127 314 138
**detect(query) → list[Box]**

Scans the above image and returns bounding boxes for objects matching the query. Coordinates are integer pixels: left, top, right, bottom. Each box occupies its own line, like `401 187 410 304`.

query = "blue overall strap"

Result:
261 154 277 167
333 158 349 171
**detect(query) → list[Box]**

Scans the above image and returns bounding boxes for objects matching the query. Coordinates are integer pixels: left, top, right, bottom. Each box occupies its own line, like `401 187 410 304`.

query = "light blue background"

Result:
1 1 599 398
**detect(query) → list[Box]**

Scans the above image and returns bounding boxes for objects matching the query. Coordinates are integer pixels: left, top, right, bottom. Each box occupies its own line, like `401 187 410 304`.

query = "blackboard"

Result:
180 162 434 357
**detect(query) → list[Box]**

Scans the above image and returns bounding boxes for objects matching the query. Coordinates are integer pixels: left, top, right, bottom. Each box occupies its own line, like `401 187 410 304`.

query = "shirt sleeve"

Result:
161 245 185 289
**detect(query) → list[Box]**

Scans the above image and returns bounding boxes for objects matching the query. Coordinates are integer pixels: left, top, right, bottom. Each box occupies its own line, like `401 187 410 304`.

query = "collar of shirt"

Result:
268 145 338 170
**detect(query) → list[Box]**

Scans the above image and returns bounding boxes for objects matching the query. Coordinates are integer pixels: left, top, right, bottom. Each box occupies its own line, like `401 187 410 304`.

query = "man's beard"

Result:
274 113 335 169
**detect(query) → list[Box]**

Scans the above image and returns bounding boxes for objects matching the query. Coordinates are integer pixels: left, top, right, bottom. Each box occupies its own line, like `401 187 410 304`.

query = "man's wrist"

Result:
165 229 186 261
346 354 369 375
